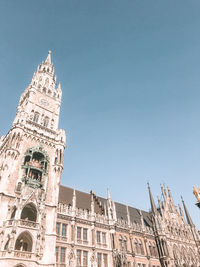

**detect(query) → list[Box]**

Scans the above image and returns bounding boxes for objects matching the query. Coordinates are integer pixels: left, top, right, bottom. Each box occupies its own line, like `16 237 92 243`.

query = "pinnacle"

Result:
45 50 52 64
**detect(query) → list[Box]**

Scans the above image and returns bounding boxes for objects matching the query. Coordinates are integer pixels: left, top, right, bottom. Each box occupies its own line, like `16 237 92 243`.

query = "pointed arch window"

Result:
15 231 32 252
21 203 37 222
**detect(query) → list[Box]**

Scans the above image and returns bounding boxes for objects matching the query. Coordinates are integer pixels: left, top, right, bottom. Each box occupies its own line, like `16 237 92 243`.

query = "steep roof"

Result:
58 184 152 226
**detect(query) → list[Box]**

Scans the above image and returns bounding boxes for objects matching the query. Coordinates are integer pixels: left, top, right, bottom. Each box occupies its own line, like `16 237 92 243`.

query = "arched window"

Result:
119 235 123 251
138 239 144 255
123 236 127 252
21 203 37 222
15 231 33 252
4 235 10 250
11 206 17 219
152 243 157 257
149 241 152 256
43 116 49 127
33 112 39 123
134 238 139 254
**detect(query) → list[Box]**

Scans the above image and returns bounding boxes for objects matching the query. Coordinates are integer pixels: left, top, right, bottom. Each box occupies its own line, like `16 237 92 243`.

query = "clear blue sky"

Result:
1 0 200 226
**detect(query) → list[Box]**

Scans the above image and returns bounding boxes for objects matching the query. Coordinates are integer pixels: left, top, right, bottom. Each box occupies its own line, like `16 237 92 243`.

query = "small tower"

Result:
0 52 66 267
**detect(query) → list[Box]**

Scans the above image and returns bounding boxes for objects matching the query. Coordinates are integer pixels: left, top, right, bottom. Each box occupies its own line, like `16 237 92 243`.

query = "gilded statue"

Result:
193 186 200 203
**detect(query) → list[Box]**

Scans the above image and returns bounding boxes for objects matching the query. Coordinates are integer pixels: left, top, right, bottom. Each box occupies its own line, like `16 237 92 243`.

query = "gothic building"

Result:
0 52 199 267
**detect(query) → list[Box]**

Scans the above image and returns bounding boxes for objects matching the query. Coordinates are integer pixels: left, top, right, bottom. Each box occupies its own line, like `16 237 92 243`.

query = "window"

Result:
33 112 39 123
21 203 37 222
76 250 88 267
77 227 82 240
56 223 60 236
61 224 67 237
119 235 123 250
56 247 59 262
60 247 66 263
103 254 108 267
139 239 144 255
15 231 32 252
135 239 139 254
43 116 49 127
83 251 88 266
83 228 88 241
102 232 106 244
77 250 81 266
124 237 127 251
96 231 101 243
97 253 102 267
96 231 107 245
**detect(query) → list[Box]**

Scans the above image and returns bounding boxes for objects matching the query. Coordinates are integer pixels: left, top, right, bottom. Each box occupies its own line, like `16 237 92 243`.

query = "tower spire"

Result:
181 196 194 226
45 50 52 64
148 182 157 214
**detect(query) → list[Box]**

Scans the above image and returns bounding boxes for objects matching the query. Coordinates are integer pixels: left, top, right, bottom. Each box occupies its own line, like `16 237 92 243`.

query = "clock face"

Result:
40 98 49 107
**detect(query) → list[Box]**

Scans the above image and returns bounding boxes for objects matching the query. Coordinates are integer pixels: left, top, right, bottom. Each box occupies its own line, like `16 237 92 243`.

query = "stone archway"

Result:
21 203 37 222
15 231 33 252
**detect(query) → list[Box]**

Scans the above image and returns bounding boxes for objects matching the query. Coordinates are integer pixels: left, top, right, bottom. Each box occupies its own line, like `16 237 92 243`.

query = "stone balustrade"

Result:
3 219 39 229
1 250 33 259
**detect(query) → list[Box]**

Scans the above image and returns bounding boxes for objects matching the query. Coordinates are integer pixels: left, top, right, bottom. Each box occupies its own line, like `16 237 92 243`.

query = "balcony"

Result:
14 250 33 259
1 250 34 259
3 219 39 229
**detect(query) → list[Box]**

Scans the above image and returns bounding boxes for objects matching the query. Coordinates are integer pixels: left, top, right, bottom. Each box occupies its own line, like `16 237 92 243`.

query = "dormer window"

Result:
22 146 49 188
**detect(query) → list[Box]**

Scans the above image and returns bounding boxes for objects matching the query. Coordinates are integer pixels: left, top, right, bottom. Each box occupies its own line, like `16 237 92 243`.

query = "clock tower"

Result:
0 52 66 267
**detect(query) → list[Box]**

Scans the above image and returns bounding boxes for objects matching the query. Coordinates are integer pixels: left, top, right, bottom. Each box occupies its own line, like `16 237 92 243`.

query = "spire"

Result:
161 184 165 197
181 196 194 226
90 193 95 217
139 210 145 230
45 50 52 64
72 189 76 211
107 188 111 200
57 82 62 92
167 186 173 201
126 205 130 225
148 183 157 214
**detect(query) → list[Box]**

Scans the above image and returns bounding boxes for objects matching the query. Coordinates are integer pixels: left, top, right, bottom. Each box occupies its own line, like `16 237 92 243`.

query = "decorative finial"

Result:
107 188 111 200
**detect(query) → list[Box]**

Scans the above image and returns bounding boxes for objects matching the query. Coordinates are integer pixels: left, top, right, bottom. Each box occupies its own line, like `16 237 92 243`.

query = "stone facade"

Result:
0 52 199 267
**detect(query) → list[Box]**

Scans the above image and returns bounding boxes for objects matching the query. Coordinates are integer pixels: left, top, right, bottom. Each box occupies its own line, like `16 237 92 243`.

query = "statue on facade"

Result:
193 186 200 203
